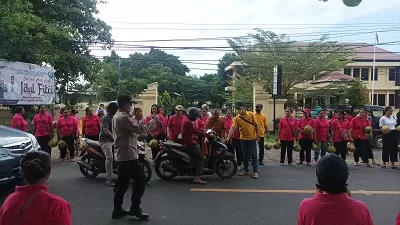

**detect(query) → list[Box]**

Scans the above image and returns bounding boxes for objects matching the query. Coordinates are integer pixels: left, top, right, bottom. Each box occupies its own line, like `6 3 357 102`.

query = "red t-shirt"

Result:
0 184 72 225
298 192 373 225
82 115 101 136
32 112 53 137
224 117 233 131
314 118 330 142
168 114 186 142
195 116 208 130
331 118 350 142
349 116 371 140
58 116 78 137
279 117 298 141
297 117 315 140
12 113 27 132
233 127 240 139
346 115 354 123
396 211 400 225
181 119 206 147
145 114 167 136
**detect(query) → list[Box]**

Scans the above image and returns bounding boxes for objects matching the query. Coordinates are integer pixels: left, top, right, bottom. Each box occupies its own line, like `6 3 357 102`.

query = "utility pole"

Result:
117 57 121 93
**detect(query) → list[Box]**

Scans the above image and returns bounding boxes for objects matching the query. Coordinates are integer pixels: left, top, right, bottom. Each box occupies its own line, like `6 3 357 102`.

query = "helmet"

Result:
186 107 201 121
107 101 119 112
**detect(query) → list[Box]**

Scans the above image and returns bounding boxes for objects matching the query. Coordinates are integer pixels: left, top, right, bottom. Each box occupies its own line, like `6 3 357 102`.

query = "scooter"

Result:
77 138 152 183
154 129 238 180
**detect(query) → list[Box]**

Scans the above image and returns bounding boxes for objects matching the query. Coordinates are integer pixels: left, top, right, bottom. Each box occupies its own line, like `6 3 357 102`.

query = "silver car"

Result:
0 125 41 185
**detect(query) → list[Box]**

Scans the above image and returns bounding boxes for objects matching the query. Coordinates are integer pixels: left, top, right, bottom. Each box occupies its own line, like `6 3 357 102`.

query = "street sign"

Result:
273 66 278 95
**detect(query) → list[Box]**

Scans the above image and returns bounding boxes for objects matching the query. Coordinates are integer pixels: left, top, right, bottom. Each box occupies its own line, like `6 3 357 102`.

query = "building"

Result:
225 43 400 109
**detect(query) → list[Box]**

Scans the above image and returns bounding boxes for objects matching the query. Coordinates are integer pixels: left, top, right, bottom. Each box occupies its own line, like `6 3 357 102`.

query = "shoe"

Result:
128 206 150 220
106 179 115 187
112 208 129 219
259 161 264 165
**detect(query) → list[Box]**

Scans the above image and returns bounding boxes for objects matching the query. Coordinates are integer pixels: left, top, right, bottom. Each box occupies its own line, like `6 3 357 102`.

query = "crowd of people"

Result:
3 100 400 224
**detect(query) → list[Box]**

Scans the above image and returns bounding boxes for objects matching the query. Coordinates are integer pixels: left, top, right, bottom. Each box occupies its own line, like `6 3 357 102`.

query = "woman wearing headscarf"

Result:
277 109 298 166
0 151 72 225
12 106 27 132
349 109 373 167
379 106 398 169
297 109 315 166
145 104 167 159
297 154 374 225
330 110 350 160
82 107 101 141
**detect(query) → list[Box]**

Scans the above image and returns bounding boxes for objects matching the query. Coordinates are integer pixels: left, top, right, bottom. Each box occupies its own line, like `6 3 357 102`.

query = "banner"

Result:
0 60 55 105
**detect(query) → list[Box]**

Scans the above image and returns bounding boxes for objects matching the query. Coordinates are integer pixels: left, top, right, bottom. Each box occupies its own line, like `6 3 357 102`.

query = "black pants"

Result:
280 140 294 164
299 139 313 163
61 136 75 159
334 141 347 160
258 137 265 163
85 135 99 141
354 139 369 163
146 133 166 160
366 139 374 159
226 142 235 155
232 138 243 166
382 130 399 163
36 135 51 156
114 160 146 209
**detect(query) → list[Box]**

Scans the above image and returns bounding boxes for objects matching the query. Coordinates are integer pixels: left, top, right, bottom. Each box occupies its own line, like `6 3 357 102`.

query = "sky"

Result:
92 0 400 75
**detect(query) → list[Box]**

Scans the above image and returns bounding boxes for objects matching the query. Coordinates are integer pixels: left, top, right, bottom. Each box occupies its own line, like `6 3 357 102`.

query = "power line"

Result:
106 22 400 26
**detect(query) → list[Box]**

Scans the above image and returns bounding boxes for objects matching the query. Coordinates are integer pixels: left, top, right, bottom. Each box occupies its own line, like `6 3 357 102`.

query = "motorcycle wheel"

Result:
155 156 177 180
79 154 100 178
140 158 152 183
215 158 238 179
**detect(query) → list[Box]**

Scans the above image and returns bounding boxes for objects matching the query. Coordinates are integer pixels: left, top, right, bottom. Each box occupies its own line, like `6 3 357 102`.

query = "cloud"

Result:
92 0 400 75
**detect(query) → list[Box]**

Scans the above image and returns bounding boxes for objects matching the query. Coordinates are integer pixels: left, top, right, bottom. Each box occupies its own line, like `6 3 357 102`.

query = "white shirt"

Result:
379 116 397 130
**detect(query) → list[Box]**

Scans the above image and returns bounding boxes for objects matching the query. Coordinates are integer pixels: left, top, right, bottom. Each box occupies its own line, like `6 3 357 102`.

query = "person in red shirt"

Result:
82 107 101 141
297 109 315 166
0 150 72 225
167 105 186 143
314 110 330 163
181 107 211 184
195 108 209 130
330 110 350 160
344 110 353 122
32 105 54 155
349 109 373 167
145 104 167 159
297 154 374 225
277 109 298 166
12 106 27 132
223 110 235 154
57 109 78 161
396 211 400 225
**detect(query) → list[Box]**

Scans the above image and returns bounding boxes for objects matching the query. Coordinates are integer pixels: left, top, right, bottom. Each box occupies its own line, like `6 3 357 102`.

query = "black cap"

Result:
316 154 348 193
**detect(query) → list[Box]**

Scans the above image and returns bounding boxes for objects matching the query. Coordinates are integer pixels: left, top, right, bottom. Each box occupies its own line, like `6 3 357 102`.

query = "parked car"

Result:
0 125 41 186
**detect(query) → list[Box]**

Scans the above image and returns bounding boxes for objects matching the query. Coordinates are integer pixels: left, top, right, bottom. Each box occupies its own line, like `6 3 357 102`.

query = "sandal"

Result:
192 180 207 185
238 171 249 176
391 166 399 170
381 165 387 169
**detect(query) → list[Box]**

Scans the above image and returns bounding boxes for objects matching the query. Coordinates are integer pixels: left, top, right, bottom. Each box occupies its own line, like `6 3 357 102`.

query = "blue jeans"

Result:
314 141 327 161
240 140 258 173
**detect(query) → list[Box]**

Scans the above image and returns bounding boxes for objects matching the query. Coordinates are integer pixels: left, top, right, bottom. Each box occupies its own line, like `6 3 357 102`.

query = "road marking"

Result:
190 188 400 195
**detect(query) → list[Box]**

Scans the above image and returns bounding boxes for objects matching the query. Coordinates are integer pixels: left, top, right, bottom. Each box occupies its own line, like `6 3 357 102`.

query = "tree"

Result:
228 29 353 98
199 73 226 106
0 0 113 99
320 0 362 7
225 75 253 106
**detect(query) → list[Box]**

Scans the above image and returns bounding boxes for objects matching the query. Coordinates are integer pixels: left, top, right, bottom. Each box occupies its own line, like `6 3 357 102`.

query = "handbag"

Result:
337 120 349 140
13 190 43 225
286 118 298 138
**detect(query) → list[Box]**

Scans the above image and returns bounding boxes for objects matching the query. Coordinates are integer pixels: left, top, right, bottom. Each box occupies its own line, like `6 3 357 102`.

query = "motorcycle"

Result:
154 129 238 180
77 138 152 183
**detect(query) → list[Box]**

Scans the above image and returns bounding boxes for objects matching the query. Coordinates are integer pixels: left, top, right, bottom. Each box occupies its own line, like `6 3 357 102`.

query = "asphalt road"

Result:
1 161 399 225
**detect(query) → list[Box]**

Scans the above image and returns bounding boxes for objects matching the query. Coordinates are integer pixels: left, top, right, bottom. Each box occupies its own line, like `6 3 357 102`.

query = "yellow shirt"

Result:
232 111 257 140
254 112 268 137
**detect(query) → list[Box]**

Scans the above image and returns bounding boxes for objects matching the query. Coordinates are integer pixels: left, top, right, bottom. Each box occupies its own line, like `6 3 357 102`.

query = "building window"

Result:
389 94 395 107
353 68 360 79
371 94 386 106
361 68 369 81
370 68 378 81
389 68 396 81
344 68 351 76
